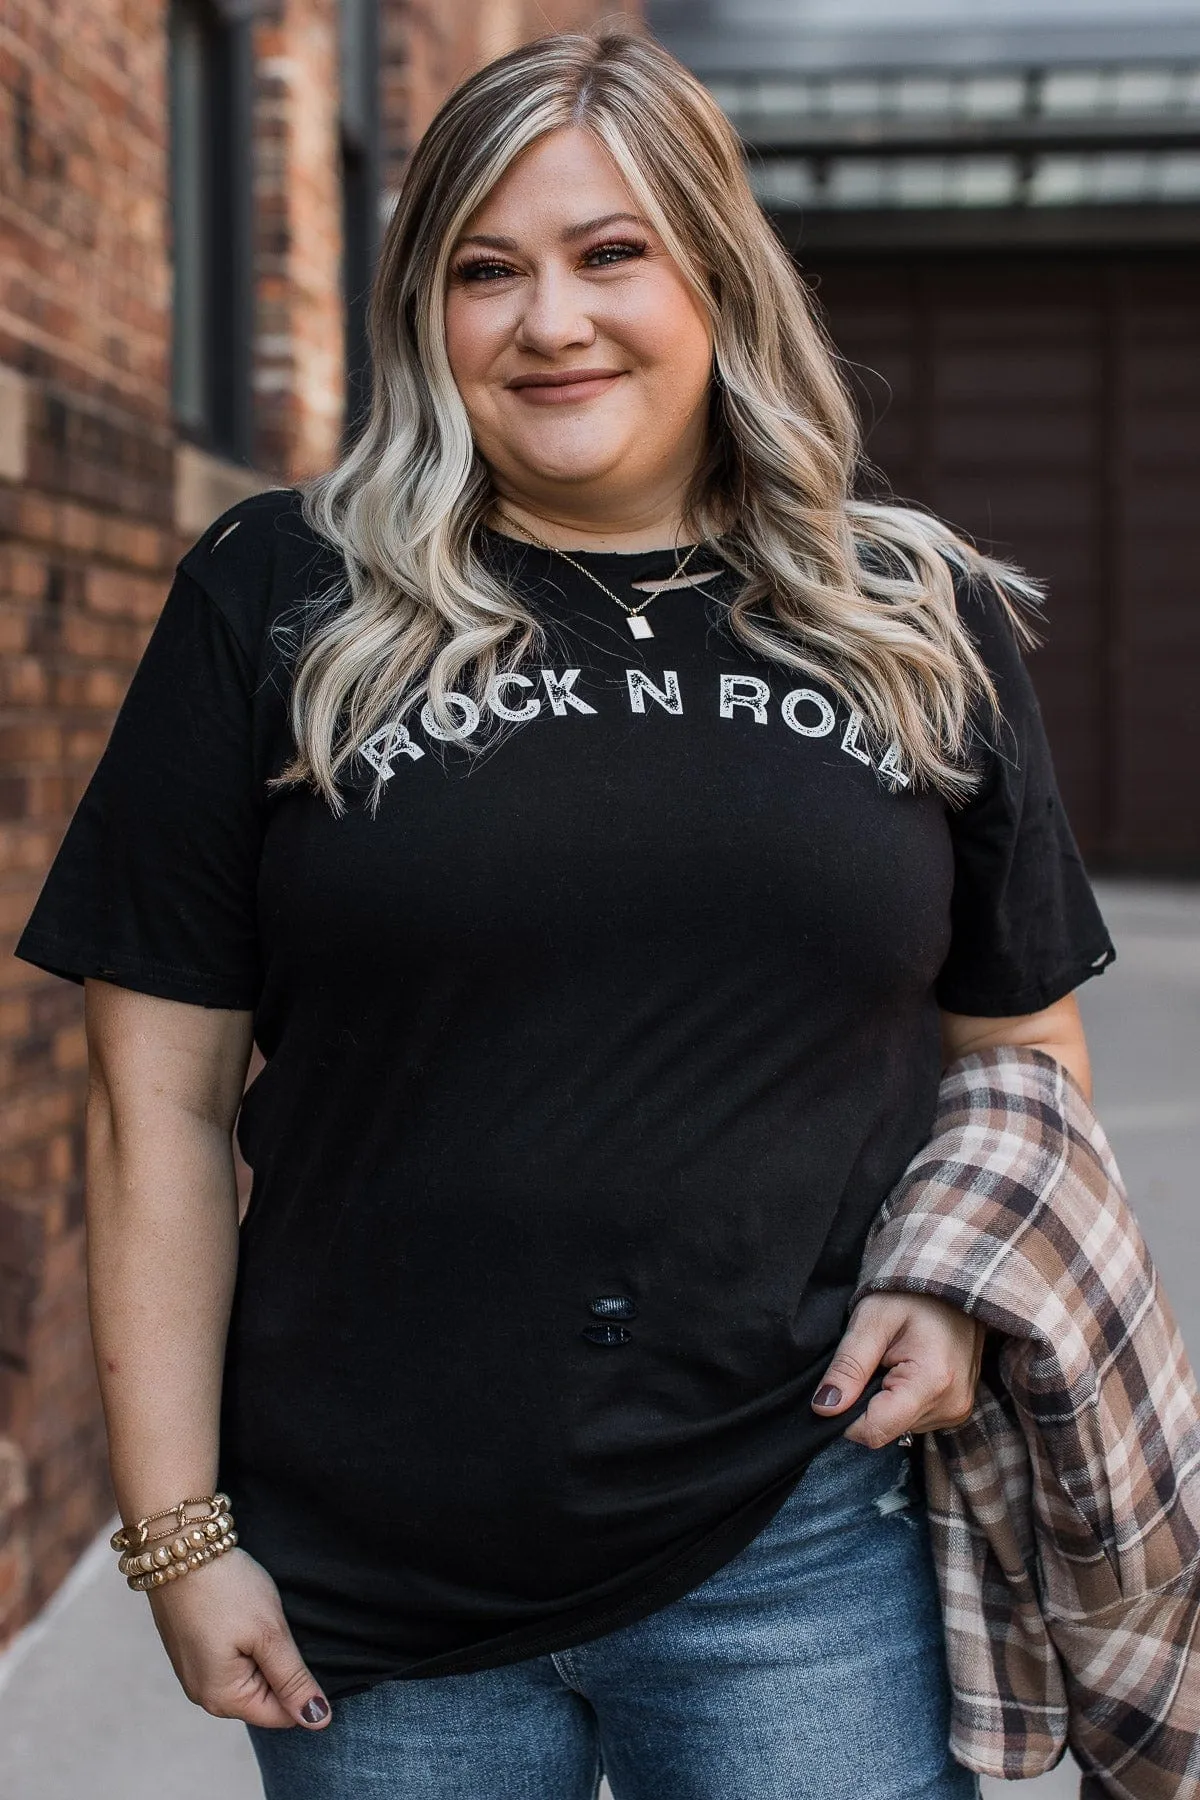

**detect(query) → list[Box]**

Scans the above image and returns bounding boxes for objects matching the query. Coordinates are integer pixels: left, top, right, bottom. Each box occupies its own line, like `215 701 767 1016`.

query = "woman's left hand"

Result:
811 1292 986 1448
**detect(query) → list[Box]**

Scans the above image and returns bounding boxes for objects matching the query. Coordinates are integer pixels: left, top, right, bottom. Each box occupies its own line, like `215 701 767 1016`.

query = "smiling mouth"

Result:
507 370 625 404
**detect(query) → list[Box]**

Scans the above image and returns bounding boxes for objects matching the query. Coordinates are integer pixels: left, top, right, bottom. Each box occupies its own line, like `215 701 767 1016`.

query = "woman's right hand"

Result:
147 1548 333 1730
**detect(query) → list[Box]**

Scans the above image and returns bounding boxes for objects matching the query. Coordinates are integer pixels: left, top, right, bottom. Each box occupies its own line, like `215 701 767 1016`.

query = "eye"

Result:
583 239 648 268
451 258 519 284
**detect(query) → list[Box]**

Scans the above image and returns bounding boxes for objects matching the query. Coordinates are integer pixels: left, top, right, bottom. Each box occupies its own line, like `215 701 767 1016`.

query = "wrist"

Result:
110 1459 221 1530
111 1489 238 1593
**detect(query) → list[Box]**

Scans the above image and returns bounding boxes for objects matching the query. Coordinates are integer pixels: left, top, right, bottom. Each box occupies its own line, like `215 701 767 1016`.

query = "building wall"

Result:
383 0 636 173
0 0 181 1641
803 248 1200 868
647 1 1200 870
255 0 348 479
0 0 639 1653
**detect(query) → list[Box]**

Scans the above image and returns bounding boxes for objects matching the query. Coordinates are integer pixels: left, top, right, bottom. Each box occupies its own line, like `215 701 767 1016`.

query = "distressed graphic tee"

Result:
16 489 1115 1695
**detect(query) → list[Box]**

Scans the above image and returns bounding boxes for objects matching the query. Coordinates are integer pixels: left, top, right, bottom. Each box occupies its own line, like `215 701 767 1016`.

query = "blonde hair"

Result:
279 26 1040 815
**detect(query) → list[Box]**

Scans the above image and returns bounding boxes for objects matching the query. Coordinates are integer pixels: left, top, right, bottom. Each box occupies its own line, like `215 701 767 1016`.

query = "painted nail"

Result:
813 1384 842 1408
301 1696 330 1724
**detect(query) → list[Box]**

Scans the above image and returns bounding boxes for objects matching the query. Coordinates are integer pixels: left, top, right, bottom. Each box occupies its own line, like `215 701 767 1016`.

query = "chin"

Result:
497 408 641 483
512 441 632 488
526 458 626 488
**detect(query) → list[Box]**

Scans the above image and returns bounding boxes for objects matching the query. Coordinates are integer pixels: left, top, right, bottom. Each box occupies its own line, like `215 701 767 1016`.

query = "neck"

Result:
488 492 697 554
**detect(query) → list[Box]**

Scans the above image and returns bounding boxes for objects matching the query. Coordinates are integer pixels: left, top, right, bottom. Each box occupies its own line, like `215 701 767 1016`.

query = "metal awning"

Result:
647 6 1200 222
647 1 1200 78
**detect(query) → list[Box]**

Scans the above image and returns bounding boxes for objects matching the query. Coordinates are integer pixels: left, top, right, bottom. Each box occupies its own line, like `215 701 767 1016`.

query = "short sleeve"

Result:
935 569 1116 1017
14 567 264 1010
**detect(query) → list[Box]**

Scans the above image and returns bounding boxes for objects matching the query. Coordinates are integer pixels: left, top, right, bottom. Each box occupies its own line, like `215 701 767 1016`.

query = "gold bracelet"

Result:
112 1493 238 1590
124 1527 238 1590
115 1506 236 1576
111 1492 231 1553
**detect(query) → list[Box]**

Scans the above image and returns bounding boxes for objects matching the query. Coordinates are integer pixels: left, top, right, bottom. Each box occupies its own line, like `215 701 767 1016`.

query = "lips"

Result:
507 369 625 403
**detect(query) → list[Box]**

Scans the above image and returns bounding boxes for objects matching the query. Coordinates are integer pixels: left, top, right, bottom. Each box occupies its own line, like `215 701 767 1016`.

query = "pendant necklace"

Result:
496 512 715 640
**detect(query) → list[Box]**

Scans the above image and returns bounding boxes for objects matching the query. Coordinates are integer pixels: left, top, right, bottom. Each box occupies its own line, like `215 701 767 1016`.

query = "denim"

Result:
249 1433 979 1800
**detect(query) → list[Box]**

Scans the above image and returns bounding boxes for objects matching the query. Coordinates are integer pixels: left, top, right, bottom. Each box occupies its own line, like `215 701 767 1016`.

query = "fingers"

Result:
201 1659 300 1731
814 1294 985 1449
250 1619 333 1730
152 1553 333 1731
175 1622 331 1730
842 1374 933 1449
811 1300 894 1418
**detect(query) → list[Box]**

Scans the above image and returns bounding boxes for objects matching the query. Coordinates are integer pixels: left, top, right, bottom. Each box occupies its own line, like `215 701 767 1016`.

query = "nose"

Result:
514 269 596 357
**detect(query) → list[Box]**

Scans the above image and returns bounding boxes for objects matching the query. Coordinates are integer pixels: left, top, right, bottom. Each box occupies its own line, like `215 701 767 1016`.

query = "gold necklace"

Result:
495 511 705 640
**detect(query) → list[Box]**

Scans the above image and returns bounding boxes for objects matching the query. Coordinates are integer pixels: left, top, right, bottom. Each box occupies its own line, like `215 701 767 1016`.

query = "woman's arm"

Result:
939 990 1092 1102
84 978 331 1730
813 992 1093 1447
85 978 251 1519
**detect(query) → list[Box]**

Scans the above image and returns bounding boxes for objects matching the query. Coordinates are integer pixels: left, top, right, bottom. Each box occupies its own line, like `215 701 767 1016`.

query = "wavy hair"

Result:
278 26 1041 815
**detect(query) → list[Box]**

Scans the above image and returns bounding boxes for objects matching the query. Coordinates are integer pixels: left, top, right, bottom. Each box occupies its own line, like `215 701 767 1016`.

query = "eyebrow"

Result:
456 212 651 253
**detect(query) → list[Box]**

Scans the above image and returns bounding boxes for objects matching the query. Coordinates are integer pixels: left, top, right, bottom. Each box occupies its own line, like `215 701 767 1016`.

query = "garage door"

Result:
801 251 1200 867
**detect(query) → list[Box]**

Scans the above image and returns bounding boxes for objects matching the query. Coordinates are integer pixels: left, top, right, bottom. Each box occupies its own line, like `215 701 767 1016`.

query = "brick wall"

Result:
1 0 641 1651
0 0 182 1638
255 0 347 479
382 0 640 178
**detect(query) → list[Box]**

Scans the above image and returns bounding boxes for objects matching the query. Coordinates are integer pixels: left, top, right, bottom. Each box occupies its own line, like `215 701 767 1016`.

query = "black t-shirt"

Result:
16 489 1115 1695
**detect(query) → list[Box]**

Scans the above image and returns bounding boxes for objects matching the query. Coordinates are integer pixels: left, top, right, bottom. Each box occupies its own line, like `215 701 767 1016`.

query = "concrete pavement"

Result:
1 879 1194 1799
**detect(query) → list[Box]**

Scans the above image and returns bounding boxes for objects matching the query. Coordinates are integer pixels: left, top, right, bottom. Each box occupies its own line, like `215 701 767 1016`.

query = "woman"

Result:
16 27 1114 1800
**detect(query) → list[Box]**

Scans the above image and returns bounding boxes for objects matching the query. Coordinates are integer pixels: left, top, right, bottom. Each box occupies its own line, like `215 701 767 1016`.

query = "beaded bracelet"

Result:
111 1493 238 1591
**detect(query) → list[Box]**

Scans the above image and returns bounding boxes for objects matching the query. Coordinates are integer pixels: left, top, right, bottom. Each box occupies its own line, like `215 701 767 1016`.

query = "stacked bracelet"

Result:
110 1493 238 1591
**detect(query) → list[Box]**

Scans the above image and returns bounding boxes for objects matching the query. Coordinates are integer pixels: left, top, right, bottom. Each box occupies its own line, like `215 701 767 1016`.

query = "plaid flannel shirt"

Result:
854 1045 1200 1800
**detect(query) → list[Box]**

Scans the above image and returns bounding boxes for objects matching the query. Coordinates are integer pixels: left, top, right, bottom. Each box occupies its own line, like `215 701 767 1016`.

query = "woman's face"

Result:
443 127 714 524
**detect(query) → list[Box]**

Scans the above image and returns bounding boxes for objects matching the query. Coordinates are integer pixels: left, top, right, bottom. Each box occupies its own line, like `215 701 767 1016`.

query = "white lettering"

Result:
781 688 836 738
626 668 682 715
841 709 871 766
540 668 597 717
420 693 481 742
486 673 541 723
719 674 771 723
359 720 424 777
877 743 911 788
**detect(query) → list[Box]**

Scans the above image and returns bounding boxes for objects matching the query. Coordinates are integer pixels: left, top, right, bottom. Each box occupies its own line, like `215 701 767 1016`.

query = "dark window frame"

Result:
338 0 382 451
168 0 255 465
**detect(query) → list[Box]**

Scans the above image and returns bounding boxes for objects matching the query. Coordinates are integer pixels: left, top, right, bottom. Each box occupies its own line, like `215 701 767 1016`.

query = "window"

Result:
168 0 254 463
339 0 381 449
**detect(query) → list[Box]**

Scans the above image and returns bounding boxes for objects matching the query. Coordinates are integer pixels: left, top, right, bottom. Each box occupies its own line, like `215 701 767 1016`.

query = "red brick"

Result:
0 1084 79 1150
0 1147 49 1194
0 660 51 707
52 1024 87 1071
0 725 61 766
0 779 27 822
0 614 32 655
0 995 32 1036
0 884 46 933
45 1131 78 1183
0 827 60 872
0 1546 31 1614
62 727 110 765
84 566 168 623
17 774 73 819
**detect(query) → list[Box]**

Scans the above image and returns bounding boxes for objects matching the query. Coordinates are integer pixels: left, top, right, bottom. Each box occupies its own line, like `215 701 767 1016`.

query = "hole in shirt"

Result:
581 1324 633 1346
590 1296 637 1319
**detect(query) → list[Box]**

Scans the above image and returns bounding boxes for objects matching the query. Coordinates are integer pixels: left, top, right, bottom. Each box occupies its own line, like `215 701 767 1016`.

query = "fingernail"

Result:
814 1384 842 1408
301 1696 329 1725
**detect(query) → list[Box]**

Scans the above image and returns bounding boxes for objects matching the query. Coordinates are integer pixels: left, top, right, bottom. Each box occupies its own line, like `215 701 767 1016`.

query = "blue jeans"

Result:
249 1433 979 1799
